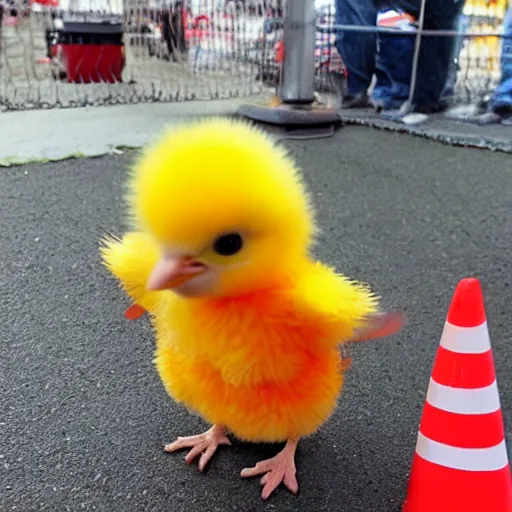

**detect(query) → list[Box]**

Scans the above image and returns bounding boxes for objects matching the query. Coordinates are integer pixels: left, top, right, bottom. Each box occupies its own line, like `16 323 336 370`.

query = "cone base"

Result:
403 454 512 512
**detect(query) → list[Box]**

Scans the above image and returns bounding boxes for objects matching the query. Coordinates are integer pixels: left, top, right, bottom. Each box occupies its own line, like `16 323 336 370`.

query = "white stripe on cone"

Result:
440 321 491 354
426 378 502 415
415 432 509 472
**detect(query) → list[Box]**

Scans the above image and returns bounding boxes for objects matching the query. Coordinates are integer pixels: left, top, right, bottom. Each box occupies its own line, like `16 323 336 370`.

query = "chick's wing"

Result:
101 231 163 314
288 261 381 344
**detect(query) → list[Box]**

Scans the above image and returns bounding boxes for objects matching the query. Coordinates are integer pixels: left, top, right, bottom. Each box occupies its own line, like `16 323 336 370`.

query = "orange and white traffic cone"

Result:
403 277 512 512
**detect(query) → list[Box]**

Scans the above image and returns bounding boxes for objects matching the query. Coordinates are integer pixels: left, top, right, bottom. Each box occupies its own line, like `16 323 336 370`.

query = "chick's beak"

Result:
146 255 206 291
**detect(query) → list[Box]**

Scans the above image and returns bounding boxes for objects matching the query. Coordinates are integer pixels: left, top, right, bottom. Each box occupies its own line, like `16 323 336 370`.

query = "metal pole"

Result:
319 24 507 38
402 0 428 112
237 0 341 133
280 0 316 104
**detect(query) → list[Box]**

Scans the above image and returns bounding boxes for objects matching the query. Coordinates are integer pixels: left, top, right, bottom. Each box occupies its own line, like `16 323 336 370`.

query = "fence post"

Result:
400 0 427 114
280 0 316 104
238 0 341 134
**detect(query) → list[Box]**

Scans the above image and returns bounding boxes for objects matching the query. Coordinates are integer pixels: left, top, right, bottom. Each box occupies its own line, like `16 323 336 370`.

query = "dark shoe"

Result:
342 92 370 109
373 97 407 112
413 99 450 114
493 104 512 118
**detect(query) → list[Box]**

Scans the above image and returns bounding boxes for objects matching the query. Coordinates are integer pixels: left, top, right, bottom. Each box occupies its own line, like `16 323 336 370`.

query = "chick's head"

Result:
129 118 316 298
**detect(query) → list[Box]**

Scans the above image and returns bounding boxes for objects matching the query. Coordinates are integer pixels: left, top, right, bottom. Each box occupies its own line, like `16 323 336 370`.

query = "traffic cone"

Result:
403 277 512 512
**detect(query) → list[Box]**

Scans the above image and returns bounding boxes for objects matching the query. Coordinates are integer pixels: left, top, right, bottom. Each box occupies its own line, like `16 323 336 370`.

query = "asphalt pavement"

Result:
2 125 511 512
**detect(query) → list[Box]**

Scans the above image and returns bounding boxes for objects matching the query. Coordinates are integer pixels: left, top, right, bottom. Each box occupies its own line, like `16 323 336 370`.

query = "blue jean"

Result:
334 0 379 96
335 0 465 108
404 0 465 106
373 31 415 109
491 8 512 111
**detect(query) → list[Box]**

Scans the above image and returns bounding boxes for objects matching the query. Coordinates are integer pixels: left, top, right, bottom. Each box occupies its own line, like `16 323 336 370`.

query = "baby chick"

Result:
101 118 404 500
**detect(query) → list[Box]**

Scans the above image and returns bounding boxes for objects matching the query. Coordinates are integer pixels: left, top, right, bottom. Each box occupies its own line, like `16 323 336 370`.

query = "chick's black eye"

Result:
213 233 243 256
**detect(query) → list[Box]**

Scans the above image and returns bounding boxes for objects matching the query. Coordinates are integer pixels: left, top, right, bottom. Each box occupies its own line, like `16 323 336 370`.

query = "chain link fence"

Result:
0 0 510 112
0 0 280 110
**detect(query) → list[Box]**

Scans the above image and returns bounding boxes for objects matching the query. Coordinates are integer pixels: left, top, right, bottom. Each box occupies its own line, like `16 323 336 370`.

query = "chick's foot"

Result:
241 439 299 500
164 424 231 472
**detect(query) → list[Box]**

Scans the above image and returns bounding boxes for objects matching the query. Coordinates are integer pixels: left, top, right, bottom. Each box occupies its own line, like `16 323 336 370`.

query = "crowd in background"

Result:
334 0 512 121
1 0 510 121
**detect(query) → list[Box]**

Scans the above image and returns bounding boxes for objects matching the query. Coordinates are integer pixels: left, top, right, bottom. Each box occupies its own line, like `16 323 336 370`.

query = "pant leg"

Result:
373 8 395 105
0 5 3 58
335 0 378 95
374 30 415 108
491 8 512 112
388 0 465 107
372 59 395 106
161 13 174 56
414 0 466 107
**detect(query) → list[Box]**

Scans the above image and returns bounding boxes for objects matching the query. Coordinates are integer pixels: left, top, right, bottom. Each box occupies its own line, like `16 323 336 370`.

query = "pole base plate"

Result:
237 96 342 138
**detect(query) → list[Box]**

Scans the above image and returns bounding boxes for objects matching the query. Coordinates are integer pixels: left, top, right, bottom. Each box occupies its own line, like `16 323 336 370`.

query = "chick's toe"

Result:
241 439 299 500
164 424 231 472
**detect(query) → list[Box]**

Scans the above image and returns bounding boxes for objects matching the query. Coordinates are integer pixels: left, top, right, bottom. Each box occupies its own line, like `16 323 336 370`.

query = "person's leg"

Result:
0 5 3 60
387 0 464 111
374 31 415 109
161 12 174 59
413 0 466 111
372 65 394 109
490 8 512 116
373 7 416 110
335 0 378 105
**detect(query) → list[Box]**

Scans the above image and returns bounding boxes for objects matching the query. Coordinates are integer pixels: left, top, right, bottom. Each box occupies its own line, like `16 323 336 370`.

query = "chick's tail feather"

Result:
100 231 162 314
349 311 406 343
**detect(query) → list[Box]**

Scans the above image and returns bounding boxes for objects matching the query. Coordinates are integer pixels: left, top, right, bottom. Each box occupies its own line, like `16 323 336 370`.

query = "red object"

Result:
446 277 486 327
184 14 211 41
403 278 512 512
125 303 146 320
30 0 59 7
275 41 284 63
59 43 124 83
194 14 209 24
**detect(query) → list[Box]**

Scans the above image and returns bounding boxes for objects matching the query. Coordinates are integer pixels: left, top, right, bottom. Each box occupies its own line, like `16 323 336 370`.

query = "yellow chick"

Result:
101 118 404 500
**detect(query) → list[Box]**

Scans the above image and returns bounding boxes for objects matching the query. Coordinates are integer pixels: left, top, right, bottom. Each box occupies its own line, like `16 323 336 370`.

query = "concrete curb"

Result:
2 98 511 166
339 110 512 154
0 97 267 166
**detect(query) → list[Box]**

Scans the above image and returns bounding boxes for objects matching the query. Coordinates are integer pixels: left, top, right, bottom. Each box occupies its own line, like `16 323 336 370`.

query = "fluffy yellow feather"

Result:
101 117 403 500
